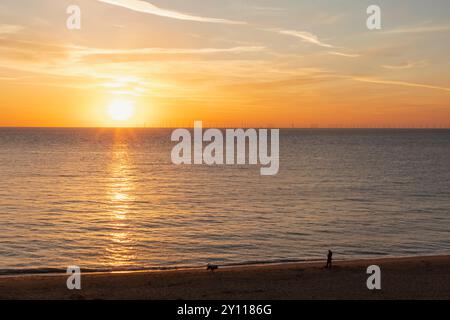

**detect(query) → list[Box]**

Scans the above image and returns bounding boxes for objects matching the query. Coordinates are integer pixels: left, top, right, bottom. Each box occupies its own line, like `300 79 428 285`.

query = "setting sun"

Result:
107 99 135 121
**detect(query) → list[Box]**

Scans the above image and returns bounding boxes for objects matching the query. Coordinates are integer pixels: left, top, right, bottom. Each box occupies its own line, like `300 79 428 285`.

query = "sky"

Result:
0 0 449 127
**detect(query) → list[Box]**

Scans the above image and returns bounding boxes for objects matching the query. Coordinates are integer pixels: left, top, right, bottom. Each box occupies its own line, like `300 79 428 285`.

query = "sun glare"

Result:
107 99 135 121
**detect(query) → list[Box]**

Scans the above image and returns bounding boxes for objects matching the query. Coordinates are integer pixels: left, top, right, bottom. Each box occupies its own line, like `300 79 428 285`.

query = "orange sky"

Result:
0 0 449 128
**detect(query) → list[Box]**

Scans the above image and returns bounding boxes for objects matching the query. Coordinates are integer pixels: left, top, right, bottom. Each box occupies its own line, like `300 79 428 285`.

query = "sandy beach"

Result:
0 255 449 300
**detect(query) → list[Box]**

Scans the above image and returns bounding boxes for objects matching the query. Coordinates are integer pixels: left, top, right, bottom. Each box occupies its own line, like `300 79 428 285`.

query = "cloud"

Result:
350 76 450 93
0 38 267 79
97 0 244 24
0 76 21 81
0 35 265 64
328 51 360 58
312 13 346 26
230 3 285 17
70 45 266 63
381 60 427 70
274 29 334 48
73 46 266 56
384 23 450 34
0 24 23 35
97 1 341 51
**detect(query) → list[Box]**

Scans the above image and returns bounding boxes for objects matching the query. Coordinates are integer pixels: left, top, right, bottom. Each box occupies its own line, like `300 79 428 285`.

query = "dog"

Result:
206 264 218 272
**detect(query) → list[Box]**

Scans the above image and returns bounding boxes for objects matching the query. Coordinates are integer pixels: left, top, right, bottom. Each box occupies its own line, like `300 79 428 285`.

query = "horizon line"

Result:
1 126 449 130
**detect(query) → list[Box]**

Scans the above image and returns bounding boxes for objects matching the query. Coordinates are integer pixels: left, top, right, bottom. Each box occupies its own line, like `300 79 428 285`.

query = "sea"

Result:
0 128 449 274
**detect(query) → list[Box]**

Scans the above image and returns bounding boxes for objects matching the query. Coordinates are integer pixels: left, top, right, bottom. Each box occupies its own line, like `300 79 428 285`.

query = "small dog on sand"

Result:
206 264 218 272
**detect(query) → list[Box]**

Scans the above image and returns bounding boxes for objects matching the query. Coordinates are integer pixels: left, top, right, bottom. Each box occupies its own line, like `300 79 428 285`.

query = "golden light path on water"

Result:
103 132 137 267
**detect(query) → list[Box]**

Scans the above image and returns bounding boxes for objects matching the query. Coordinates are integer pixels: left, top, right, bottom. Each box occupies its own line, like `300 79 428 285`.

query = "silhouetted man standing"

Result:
326 250 333 268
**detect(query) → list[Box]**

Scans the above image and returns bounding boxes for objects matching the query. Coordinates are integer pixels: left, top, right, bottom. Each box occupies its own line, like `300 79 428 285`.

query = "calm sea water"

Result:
0 128 449 274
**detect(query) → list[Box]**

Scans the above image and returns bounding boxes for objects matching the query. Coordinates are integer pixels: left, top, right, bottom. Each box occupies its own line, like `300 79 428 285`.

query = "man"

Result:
326 250 333 268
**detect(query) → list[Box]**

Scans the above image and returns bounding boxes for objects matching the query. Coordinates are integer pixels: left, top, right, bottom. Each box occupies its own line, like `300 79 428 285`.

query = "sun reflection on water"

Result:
104 132 137 268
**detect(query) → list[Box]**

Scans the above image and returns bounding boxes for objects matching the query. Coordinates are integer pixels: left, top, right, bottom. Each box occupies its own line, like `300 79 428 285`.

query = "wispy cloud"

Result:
384 23 450 34
73 45 267 63
350 76 450 93
73 46 266 56
0 24 23 35
97 0 244 24
328 51 360 58
0 38 267 81
381 60 427 70
0 35 265 62
230 3 285 17
312 13 346 26
273 29 334 48
97 1 342 52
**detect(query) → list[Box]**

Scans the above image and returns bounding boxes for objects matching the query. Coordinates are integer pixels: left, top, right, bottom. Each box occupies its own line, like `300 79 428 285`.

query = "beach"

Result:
0 255 449 300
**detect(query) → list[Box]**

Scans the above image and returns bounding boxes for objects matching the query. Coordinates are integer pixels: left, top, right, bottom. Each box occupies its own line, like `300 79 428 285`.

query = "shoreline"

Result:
1 253 446 278
1 255 449 299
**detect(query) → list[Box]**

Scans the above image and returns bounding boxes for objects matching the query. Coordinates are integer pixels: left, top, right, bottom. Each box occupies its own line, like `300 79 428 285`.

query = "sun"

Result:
107 99 135 121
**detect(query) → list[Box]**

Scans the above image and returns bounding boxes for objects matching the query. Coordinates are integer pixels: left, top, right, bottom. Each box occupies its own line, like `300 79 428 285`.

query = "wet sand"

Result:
0 255 449 300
